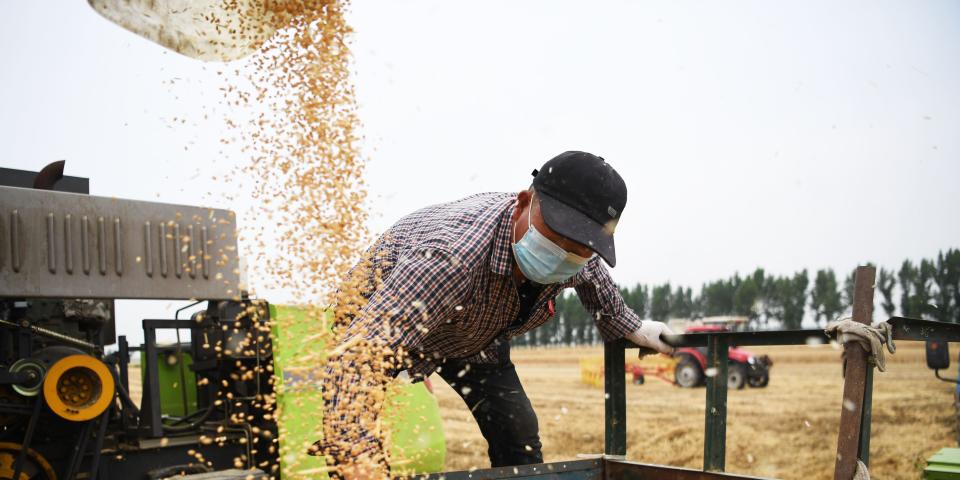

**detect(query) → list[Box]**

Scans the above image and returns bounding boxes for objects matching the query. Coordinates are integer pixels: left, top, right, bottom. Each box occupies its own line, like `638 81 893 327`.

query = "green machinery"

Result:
269 305 445 478
0 164 445 479
926 448 960 480
141 304 448 478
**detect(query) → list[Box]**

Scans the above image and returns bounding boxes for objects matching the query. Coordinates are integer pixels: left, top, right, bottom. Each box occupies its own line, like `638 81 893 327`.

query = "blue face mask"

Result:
512 200 592 284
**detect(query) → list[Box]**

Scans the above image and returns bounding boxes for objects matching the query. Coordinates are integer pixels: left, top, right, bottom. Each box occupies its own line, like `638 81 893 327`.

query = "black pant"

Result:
437 343 543 468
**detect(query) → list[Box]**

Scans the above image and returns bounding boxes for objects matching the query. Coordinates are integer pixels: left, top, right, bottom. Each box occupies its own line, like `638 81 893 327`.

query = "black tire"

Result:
748 371 769 388
633 374 645 385
728 363 747 390
675 356 703 388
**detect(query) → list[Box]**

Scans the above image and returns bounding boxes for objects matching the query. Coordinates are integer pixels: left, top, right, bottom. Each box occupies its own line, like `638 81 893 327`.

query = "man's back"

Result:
337 191 545 374
357 192 514 289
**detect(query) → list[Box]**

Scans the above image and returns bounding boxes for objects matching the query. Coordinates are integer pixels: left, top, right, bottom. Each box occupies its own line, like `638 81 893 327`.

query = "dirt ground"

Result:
431 342 955 479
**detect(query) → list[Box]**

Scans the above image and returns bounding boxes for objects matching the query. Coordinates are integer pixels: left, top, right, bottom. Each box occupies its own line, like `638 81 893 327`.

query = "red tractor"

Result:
673 325 772 389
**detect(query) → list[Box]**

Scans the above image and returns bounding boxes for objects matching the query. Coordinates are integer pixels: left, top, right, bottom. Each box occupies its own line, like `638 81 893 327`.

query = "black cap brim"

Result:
537 191 617 267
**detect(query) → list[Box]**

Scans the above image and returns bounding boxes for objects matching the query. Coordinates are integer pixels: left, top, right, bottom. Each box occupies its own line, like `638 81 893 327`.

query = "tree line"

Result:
512 248 960 347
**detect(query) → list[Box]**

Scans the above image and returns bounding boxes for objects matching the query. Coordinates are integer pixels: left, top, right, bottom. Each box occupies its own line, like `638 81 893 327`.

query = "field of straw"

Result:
433 342 956 479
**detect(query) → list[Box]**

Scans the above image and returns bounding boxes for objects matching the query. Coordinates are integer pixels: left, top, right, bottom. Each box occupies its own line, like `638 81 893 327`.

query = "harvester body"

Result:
0 166 445 479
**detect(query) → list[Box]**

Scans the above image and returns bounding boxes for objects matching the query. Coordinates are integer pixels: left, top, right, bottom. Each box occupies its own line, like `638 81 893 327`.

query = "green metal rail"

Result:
603 266 960 477
605 327 836 469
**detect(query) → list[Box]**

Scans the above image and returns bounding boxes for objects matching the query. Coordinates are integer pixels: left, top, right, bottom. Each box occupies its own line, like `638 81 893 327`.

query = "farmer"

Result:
316 151 676 478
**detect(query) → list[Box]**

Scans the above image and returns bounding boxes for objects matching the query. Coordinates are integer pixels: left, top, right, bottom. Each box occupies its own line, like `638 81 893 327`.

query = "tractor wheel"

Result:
675 356 703 388
633 374 645 385
748 371 770 388
728 363 747 390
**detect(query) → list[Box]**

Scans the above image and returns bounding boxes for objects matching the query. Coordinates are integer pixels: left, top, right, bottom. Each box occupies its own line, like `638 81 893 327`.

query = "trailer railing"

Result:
425 266 960 480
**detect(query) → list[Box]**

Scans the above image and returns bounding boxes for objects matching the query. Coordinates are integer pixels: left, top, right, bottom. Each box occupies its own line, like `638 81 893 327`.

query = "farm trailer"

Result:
420 266 959 480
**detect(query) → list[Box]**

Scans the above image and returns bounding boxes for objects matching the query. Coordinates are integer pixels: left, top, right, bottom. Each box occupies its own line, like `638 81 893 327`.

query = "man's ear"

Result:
513 190 532 223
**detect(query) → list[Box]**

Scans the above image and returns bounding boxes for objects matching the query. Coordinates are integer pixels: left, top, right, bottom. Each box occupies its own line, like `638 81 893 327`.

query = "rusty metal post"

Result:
857 366 874 465
833 265 876 480
605 341 627 456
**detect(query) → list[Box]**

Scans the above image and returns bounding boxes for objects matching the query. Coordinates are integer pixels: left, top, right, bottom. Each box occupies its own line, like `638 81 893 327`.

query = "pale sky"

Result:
2 1 958 344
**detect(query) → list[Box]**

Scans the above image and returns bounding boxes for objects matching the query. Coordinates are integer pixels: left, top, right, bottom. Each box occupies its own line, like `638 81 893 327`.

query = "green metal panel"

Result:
703 335 728 472
925 448 960 480
270 304 446 478
140 348 198 417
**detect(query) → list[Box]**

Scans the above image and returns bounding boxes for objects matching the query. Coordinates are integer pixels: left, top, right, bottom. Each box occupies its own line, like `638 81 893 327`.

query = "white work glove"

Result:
824 317 896 376
626 321 676 358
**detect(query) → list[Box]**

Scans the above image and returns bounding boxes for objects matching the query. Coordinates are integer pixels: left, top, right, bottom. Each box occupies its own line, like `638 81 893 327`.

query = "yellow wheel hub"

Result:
43 354 114 422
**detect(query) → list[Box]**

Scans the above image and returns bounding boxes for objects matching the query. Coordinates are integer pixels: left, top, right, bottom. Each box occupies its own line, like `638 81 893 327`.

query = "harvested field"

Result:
432 342 956 479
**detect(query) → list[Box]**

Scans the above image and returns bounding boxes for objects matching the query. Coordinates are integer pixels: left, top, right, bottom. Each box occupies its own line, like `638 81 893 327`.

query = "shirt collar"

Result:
490 196 517 276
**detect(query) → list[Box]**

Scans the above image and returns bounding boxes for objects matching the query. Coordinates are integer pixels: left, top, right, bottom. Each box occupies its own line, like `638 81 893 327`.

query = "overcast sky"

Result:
2 1 958 343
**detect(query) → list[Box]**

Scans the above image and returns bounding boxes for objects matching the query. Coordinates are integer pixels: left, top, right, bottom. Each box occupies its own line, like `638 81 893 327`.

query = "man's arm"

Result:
574 259 674 354
319 247 469 474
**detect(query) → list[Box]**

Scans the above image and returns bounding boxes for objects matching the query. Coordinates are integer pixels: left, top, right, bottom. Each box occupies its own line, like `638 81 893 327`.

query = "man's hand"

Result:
626 321 677 358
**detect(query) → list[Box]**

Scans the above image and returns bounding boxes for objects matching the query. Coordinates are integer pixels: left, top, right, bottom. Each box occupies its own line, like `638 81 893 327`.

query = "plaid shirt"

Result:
320 192 642 461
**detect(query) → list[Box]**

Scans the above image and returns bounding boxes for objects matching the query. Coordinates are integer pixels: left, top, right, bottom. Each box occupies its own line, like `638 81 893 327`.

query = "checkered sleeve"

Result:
574 259 643 341
318 246 470 464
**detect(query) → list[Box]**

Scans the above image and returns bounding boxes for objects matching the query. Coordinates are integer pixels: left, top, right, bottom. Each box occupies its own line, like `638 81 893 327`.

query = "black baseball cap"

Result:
531 151 627 267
